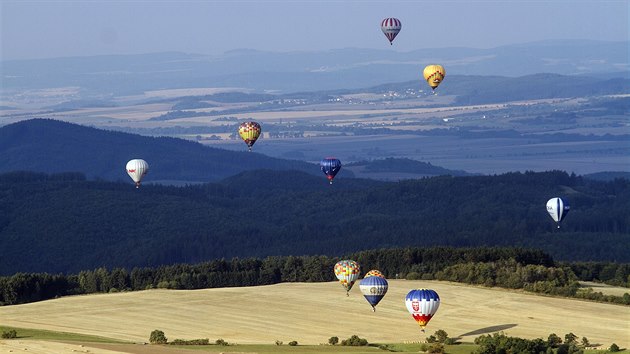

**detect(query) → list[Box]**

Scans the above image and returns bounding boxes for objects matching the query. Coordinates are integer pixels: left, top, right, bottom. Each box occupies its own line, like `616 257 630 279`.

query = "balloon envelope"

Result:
365 269 385 278
405 289 440 331
321 157 342 184
126 159 149 188
238 121 261 151
334 260 360 294
546 197 570 225
381 18 402 45
423 65 446 91
359 275 388 310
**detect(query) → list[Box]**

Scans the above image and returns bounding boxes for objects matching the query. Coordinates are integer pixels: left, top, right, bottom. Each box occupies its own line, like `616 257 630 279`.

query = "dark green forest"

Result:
0 169 629 276
1 247 628 306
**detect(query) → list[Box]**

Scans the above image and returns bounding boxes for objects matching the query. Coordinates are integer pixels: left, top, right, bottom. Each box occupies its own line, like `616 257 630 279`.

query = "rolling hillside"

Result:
0 119 322 183
0 119 476 183
1 280 628 349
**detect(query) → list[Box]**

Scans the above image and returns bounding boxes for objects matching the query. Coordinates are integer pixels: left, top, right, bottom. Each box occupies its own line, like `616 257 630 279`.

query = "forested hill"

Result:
0 119 324 182
0 170 628 275
0 119 473 183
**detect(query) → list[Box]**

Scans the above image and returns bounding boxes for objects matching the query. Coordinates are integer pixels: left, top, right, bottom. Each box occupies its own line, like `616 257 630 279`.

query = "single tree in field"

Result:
149 330 167 344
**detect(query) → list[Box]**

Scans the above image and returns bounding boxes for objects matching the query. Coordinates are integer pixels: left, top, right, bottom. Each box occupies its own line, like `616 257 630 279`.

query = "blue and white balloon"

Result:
359 275 388 311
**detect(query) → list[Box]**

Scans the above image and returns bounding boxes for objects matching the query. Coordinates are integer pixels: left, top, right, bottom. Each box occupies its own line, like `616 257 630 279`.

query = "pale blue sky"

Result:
1 0 628 60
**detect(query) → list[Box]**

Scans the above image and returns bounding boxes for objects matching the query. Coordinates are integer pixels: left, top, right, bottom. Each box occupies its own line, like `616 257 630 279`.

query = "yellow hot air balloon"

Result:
423 64 446 92
238 121 261 152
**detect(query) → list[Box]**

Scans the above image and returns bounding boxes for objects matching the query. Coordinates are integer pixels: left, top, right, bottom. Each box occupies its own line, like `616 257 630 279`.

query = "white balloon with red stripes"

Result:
381 18 402 45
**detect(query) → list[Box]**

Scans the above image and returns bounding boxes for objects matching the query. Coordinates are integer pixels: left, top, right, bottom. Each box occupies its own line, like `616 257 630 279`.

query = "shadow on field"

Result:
456 324 518 339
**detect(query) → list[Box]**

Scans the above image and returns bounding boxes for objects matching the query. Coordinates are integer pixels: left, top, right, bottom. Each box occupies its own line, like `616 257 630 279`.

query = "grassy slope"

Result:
0 280 628 350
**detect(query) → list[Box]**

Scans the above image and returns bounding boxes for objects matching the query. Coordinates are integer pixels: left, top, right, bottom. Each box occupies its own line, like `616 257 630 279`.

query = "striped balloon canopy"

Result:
546 197 570 228
381 18 402 45
334 260 360 296
405 289 440 332
359 275 388 311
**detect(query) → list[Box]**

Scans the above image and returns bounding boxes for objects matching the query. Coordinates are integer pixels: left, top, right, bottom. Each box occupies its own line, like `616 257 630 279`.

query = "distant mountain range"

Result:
2 40 627 94
0 119 471 183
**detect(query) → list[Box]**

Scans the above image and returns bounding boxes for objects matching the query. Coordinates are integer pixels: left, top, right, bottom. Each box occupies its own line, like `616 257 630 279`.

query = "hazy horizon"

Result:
1 0 628 61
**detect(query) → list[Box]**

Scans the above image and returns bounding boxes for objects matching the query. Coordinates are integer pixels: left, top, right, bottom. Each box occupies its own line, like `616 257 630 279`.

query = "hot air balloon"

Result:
405 289 440 332
365 269 385 278
334 260 360 296
546 197 570 228
238 121 261 152
359 274 388 311
423 65 446 93
321 157 342 184
381 18 402 45
126 159 149 188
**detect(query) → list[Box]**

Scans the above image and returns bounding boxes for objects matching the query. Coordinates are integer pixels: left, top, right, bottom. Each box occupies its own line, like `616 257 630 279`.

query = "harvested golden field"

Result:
1 280 628 348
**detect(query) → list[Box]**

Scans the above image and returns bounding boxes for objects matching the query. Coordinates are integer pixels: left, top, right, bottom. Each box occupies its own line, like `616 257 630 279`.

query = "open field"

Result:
1 280 628 350
580 282 630 297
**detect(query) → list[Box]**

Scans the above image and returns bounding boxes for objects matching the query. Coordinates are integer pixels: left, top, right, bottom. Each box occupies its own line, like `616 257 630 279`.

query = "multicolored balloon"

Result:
238 121 261 151
334 260 360 296
423 65 446 92
405 289 440 332
359 275 388 311
320 157 342 184
126 159 149 188
546 197 570 228
381 18 402 45
364 269 385 278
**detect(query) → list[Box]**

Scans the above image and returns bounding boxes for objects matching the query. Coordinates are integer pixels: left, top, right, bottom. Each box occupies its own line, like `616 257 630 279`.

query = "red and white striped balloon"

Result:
381 18 402 45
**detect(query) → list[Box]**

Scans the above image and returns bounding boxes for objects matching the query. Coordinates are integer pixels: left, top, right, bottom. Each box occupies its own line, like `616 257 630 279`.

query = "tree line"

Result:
1 247 628 306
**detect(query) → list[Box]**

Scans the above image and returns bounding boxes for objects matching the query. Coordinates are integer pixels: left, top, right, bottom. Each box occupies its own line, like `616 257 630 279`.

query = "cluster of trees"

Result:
564 262 630 286
275 340 298 346
433 260 630 305
149 329 221 346
1 329 17 339
326 335 368 346
473 332 621 354
1 247 628 306
347 157 470 176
